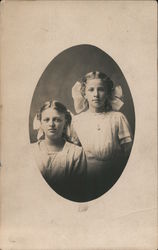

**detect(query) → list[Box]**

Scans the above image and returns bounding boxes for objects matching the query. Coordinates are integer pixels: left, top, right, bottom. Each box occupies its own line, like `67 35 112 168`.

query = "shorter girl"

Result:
72 71 133 200
32 100 87 202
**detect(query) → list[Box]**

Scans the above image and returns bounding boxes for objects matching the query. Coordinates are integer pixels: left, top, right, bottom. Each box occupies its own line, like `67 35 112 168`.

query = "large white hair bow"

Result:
33 114 44 140
111 85 124 111
72 81 88 113
72 81 124 113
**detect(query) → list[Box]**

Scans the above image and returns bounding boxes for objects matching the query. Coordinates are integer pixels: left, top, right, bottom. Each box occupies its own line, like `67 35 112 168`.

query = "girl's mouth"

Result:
92 99 100 102
48 129 56 132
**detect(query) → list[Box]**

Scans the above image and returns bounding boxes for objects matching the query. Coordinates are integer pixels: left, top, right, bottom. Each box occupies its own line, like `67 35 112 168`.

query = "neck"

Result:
44 137 65 152
88 106 106 113
45 137 65 146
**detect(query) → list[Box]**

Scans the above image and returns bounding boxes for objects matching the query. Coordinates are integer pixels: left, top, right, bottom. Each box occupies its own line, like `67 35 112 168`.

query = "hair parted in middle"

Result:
34 100 72 141
81 71 114 96
79 71 114 111
37 100 72 126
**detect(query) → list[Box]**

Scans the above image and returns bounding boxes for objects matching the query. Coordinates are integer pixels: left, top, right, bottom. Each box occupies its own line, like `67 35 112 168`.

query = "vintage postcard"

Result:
0 1 157 249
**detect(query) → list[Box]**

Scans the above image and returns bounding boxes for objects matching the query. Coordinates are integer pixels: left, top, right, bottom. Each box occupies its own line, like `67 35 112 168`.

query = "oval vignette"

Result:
29 44 135 202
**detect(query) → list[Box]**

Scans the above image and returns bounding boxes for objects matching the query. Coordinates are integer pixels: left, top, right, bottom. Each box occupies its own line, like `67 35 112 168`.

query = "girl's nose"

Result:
94 89 99 97
49 119 55 127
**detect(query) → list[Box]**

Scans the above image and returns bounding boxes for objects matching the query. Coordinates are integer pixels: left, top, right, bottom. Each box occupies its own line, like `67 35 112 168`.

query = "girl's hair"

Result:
81 71 114 111
37 100 72 126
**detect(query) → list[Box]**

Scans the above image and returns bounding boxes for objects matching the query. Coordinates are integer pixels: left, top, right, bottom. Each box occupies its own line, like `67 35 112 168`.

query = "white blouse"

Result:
32 140 87 201
72 111 132 161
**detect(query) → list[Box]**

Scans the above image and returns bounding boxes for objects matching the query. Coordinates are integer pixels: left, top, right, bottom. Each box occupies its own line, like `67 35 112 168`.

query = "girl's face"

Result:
41 108 66 140
85 78 108 112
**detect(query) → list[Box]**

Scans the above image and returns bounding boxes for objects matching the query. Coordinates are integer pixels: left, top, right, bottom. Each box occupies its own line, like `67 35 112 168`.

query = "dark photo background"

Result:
29 44 135 143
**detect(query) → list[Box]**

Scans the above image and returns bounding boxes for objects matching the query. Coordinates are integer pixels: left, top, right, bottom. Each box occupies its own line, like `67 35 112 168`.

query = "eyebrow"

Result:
87 86 105 89
42 115 63 119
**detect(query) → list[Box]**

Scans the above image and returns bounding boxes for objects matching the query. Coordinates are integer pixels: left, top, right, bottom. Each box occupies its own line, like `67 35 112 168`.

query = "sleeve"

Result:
68 118 81 146
72 146 87 177
32 141 51 176
118 113 132 145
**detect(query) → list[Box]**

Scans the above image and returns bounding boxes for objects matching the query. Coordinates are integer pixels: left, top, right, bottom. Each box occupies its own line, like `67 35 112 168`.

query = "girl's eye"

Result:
88 87 94 92
43 118 50 122
98 87 105 92
54 118 62 122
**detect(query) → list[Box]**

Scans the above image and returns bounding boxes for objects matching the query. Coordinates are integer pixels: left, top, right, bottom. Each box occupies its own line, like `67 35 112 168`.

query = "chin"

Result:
93 104 102 109
48 134 57 140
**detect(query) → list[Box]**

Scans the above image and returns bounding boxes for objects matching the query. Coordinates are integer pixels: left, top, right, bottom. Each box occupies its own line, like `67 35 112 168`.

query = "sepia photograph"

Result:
29 44 135 202
0 1 157 250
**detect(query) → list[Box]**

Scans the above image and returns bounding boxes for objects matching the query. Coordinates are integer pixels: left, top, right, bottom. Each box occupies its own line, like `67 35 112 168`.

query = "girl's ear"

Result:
63 119 68 131
62 123 68 139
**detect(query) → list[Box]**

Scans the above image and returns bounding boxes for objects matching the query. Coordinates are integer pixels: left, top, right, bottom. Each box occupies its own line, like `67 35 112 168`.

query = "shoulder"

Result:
30 141 40 157
72 112 87 123
31 140 41 150
108 111 124 117
31 140 46 157
65 141 83 153
31 141 38 148
65 141 84 158
108 111 127 121
106 112 131 131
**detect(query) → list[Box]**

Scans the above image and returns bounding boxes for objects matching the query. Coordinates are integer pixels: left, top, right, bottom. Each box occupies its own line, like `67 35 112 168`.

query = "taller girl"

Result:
72 71 133 200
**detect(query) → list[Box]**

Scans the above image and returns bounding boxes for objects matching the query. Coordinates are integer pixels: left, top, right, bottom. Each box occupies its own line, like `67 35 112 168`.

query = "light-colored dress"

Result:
33 140 87 202
71 111 132 199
